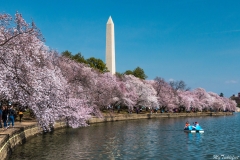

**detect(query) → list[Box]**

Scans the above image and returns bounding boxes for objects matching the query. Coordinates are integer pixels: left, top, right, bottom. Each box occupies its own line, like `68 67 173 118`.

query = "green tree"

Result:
124 70 133 75
62 50 108 73
123 67 147 80
219 93 224 97
72 52 87 64
86 57 109 73
132 67 147 80
62 51 87 64
62 50 72 58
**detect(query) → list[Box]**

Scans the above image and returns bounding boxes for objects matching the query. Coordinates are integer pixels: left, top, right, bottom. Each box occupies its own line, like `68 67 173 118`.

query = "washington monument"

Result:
106 16 115 75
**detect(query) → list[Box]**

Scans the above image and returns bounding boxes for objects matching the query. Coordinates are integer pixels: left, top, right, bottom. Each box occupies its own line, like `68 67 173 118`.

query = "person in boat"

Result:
193 122 202 130
184 121 190 130
194 122 199 127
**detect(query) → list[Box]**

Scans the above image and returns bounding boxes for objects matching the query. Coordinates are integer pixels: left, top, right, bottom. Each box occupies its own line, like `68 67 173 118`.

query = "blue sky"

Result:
1 0 240 97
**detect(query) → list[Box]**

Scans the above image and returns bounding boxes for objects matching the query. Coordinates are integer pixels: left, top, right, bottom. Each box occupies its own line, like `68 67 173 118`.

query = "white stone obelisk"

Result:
106 16 115 75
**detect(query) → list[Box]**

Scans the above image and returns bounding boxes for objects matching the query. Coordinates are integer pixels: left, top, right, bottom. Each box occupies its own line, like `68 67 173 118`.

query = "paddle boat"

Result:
184 122 204 133
193 125 204 133
184 125 196 133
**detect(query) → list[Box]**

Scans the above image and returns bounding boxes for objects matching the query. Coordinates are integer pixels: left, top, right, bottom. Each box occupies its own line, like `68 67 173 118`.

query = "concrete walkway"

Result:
0 121 37 134
0 121 38 155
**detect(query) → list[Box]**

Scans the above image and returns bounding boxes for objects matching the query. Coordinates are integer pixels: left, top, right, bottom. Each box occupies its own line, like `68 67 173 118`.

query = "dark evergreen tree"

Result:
86 57 109 73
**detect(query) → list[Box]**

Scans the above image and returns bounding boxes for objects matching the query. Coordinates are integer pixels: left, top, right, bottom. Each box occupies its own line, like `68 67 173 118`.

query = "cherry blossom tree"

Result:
192 88 214 111
122 75 158 110
0 13 98 130
57 57 120 111
152 79 237 112
0 12 42 102
178 88 237 112
151 77 178 111
113 75 137 110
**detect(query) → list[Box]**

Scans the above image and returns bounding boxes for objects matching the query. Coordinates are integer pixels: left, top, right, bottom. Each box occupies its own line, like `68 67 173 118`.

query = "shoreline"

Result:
0 112 235 160
88 112 234 123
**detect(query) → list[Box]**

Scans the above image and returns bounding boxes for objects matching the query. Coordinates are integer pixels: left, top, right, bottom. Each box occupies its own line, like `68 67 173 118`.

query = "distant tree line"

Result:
62 51 148 80
115 67 147 80
62 51 109 73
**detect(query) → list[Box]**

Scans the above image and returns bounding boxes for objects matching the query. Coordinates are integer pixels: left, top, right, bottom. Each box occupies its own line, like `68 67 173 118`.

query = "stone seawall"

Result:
88 112 234 124
0 112 234 160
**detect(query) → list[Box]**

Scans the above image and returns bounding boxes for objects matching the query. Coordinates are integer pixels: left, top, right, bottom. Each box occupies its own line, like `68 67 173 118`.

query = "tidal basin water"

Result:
10 113 240 160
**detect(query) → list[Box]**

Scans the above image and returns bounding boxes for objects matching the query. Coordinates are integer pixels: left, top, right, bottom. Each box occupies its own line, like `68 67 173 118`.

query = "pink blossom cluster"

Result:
152 78 236 112
0 13 237 130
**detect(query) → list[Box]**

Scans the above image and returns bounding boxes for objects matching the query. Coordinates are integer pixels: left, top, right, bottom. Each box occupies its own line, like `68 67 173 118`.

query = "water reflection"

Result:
9 113 240 160
184 132 204 153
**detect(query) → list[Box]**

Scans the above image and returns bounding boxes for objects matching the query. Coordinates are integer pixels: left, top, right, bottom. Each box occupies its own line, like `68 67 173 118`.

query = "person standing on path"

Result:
2 106 8 130
18 109 23 122
117 105 120 113
8 106 15 128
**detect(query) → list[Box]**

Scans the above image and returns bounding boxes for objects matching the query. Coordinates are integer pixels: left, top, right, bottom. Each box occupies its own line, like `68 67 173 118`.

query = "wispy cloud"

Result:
225 80 238 84
169 78 174 82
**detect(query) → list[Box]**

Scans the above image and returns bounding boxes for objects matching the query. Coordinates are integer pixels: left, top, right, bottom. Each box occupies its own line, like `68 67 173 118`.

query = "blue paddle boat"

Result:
184 122 204 133
184 125 196 133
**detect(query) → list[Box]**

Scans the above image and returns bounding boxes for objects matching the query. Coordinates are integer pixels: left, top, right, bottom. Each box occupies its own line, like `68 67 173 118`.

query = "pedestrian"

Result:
18 109 23 122
117 105 120 113
8 105 15 128
136 107 139 114
2 106 8 130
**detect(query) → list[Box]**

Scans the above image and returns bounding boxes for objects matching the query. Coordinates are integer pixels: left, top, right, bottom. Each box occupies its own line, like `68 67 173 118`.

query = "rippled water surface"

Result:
9 113 240 160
